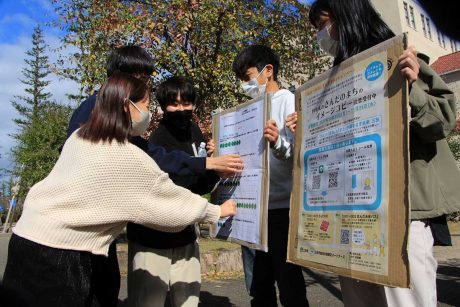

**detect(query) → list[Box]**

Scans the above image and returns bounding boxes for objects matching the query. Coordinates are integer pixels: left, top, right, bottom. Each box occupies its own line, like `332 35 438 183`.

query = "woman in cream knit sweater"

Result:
2 73 236 307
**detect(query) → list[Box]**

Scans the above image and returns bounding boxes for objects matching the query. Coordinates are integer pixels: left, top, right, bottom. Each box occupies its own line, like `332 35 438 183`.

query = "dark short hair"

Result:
232 45 280 81
106 46 155 78
309 0 394 66
156 76 196 110
78 73 149 143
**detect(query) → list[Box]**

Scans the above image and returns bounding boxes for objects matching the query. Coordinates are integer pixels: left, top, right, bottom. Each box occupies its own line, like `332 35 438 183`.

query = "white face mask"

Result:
241 66 267 98
317 23 339 57
130 100 152 136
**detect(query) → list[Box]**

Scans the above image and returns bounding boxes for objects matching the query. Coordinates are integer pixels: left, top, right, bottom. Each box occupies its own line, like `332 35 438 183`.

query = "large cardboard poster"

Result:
210 95 270 251
288 34 410 287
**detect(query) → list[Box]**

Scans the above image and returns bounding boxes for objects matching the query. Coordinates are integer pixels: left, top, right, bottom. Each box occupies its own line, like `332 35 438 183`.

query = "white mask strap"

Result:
129 99 142 113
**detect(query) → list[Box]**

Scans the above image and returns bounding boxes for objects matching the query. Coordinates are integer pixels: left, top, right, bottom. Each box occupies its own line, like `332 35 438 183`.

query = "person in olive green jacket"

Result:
409 58 460 221
336 55 460 307
291 1 460 306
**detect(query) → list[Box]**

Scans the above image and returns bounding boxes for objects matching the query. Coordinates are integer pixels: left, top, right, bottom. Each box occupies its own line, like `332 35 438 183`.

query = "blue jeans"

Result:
241 245 256 293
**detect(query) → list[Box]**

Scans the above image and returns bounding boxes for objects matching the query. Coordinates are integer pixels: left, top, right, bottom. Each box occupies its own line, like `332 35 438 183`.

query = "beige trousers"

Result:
128 241 201 307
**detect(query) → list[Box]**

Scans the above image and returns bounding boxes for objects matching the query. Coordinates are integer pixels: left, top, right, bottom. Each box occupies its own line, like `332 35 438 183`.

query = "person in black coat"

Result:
127 76 219 307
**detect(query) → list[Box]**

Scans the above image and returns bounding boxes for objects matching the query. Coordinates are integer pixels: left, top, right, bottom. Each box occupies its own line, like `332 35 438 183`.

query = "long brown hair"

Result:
78 73 149 143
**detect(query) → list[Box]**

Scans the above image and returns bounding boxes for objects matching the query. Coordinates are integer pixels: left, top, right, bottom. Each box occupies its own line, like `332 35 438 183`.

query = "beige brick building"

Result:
371 0 459 63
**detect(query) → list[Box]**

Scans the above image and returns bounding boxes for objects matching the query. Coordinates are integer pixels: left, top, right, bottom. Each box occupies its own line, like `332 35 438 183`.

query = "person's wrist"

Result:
271 135 281 148
206 157 214 170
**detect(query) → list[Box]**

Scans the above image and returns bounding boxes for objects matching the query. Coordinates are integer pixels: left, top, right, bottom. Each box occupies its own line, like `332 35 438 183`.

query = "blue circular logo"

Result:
365 61 384 81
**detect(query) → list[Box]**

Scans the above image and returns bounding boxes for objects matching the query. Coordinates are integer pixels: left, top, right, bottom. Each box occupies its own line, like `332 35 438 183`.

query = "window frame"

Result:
421 13 427 36
425 16 432 40
403 2 410 26
409 5 416 29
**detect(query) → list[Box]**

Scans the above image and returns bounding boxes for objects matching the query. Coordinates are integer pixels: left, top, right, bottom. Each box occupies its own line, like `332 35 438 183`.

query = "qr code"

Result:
312 175 321 190
328 171 338 188
340 229 350 244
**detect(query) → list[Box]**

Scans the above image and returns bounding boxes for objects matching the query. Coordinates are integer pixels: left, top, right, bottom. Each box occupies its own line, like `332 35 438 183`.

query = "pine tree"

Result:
11 26 51 128
10 25 73 198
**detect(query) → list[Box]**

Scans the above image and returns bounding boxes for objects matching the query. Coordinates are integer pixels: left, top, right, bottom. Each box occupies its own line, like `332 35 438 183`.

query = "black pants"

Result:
250 209 309 307
91 241 120 307
3 235 120 307
3 234 99 307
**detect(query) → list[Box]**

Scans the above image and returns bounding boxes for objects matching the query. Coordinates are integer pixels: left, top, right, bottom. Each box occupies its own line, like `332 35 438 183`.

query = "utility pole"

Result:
2 182 20 233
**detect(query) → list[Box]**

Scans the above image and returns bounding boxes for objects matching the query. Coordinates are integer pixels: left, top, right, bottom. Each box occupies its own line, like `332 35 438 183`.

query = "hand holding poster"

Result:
210 95 270 251
288 34 410 287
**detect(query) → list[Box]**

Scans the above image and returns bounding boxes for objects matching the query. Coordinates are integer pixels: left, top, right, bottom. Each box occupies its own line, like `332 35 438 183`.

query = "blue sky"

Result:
0 0 315 181
0 0 54 43
0 0 78 179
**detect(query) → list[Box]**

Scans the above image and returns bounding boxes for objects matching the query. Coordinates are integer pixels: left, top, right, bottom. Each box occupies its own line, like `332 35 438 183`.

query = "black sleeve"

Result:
67 94 97 138
187 125 220 194
145 142 207 177
68 95 207 177
187 170 220 195
149 122 219 194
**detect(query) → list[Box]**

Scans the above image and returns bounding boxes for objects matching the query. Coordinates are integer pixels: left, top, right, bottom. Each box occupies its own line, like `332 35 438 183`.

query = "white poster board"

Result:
211 95 270 251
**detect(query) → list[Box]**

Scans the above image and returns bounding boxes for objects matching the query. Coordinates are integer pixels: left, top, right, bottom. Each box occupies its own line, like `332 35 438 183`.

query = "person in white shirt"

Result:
232 45 309 307
2 72 237 307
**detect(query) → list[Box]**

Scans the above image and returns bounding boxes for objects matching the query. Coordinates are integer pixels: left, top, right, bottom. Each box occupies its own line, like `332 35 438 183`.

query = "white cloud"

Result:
0 13 35 30
0 30 79 173
44 34 80 106
0 37 28 173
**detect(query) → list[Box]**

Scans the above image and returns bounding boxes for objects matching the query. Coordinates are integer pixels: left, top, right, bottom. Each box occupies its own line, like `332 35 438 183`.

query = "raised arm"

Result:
400 48 457 142
268 94 296 161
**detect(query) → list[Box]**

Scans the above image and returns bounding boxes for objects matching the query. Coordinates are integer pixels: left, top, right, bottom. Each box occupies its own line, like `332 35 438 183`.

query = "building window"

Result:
437 29 446 48
409 6 416 29
425 17 432 39
421 14 426 36
403 2 410 26
451 39 458 52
